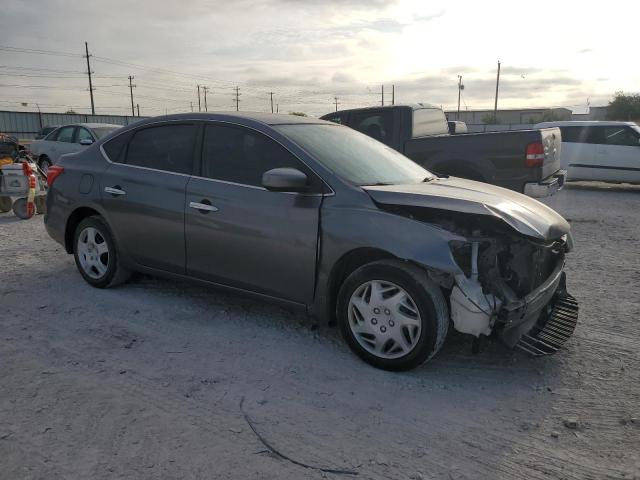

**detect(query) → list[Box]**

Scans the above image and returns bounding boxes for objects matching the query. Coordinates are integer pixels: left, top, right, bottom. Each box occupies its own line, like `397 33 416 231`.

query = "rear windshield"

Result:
412 108 449 137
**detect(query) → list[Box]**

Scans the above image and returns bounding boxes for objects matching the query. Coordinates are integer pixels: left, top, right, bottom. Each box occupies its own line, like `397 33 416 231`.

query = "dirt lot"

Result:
1 183 639 480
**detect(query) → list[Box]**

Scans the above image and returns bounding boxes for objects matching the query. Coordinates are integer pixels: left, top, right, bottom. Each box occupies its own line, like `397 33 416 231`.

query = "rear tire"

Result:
73 216 130 288
337 259 449 371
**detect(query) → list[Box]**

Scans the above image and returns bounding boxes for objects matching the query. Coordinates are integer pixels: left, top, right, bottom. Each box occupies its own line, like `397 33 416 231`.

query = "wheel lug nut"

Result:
389 320 395 327
384 309 390 315
371 318 377 325
380 326 387 333
373 308 380 314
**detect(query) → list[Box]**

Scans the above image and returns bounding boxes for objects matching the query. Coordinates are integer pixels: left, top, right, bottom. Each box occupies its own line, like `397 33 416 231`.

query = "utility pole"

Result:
202 86 209 112
457 75 463 120
334 96 339 112
190 101 193 112
270 92 274 113
381 85 384 106
493 61 501 122
233 87 240 111
276 104 279 113
84 41 95 115
136 104 140 117
392 85 395 105
197 85 201 112
128 75 136 116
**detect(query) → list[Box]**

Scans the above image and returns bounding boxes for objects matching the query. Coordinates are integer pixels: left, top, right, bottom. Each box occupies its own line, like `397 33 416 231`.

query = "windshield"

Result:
93 126 120 139
275 124 432 186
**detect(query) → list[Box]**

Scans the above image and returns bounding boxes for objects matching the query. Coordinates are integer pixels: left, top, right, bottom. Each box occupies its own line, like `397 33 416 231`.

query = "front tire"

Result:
73 216 130 288
337 260 449 371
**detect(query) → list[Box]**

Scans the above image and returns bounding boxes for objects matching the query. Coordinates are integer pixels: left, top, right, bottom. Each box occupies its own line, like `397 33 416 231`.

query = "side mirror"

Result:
262 167 308 192
79 138 93 146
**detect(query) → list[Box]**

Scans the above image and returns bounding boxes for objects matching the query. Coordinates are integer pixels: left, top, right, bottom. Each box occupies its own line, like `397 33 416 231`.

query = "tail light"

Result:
525 142 545 168
47 165 64 186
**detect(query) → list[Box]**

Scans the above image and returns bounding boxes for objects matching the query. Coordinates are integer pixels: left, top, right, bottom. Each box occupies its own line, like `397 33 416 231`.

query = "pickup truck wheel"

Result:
0 197 11 213
337 259 449 371
73 216 130 288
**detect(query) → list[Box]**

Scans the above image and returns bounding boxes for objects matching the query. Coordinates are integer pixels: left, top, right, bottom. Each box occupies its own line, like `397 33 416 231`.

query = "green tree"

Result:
607 92 640 121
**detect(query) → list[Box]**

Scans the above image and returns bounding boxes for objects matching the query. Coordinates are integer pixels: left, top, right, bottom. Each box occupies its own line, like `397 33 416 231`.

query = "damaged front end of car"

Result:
448 228 578 355
368 190 579 356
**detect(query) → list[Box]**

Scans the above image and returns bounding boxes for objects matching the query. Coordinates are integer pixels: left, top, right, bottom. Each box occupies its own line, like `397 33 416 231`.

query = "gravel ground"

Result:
1 182 639 480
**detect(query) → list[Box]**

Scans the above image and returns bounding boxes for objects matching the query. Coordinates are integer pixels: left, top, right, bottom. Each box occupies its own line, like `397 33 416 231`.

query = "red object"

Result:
22 160 33 176
47 165 64 186
525 142 545 168
27 200 35 217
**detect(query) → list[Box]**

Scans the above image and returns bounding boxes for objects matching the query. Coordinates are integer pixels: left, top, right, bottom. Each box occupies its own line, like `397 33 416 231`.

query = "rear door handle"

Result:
104 186 126 196
189 201 218 213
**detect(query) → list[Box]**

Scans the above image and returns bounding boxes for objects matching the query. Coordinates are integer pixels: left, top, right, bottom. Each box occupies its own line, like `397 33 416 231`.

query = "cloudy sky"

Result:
1 0 638 117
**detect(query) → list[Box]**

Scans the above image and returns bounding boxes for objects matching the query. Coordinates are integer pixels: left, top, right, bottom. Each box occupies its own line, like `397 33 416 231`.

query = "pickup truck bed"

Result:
321 105 566 197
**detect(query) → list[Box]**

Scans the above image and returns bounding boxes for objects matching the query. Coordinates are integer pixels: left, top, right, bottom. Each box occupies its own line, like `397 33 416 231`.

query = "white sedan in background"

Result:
535 121 640 183
29 123 122 173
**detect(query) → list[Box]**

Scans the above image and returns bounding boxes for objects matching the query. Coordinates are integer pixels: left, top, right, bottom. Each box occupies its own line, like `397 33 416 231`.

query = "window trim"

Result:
100 118 334 196
101 121 199 176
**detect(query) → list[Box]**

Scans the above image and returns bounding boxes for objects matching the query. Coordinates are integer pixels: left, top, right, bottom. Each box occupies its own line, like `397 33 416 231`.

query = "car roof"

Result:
535 120 637 127
321 104 440 117
145 112 329 125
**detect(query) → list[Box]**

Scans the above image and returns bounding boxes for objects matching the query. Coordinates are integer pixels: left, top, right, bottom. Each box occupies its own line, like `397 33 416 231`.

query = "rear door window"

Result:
349 110 394 145
602 126 640 146
559 126 590 143
124 124 196 174
56 126 75 143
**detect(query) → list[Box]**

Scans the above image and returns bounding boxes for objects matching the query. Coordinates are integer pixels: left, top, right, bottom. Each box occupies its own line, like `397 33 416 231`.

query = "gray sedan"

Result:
44 113 578 370
29 123 122 173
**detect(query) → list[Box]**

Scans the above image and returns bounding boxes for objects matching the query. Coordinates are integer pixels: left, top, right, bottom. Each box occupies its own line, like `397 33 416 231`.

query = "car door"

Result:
185 122 324 304
560 126 594 180
48 125 76 163
593 126 640 182
100 122 198 274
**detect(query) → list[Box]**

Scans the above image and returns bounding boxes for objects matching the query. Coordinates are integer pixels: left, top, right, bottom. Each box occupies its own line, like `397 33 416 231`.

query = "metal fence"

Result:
0 110 148 140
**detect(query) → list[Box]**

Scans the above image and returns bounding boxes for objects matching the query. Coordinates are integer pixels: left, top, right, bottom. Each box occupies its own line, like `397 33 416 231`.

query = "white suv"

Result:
535 121 640 183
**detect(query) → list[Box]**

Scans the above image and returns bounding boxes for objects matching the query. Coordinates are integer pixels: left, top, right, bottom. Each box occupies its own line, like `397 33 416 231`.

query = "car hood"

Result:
363 177 570 241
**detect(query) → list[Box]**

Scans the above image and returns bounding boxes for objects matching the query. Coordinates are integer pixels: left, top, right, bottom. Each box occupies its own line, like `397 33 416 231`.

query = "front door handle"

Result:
189 200 219 213
105 186 126 196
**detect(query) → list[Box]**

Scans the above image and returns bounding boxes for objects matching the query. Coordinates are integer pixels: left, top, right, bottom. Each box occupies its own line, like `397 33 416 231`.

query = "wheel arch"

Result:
324 247 397 325
64 206 102 253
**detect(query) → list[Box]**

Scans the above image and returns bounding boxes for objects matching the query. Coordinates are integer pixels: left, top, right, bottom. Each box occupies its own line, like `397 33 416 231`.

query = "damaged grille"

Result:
516 294 579 356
